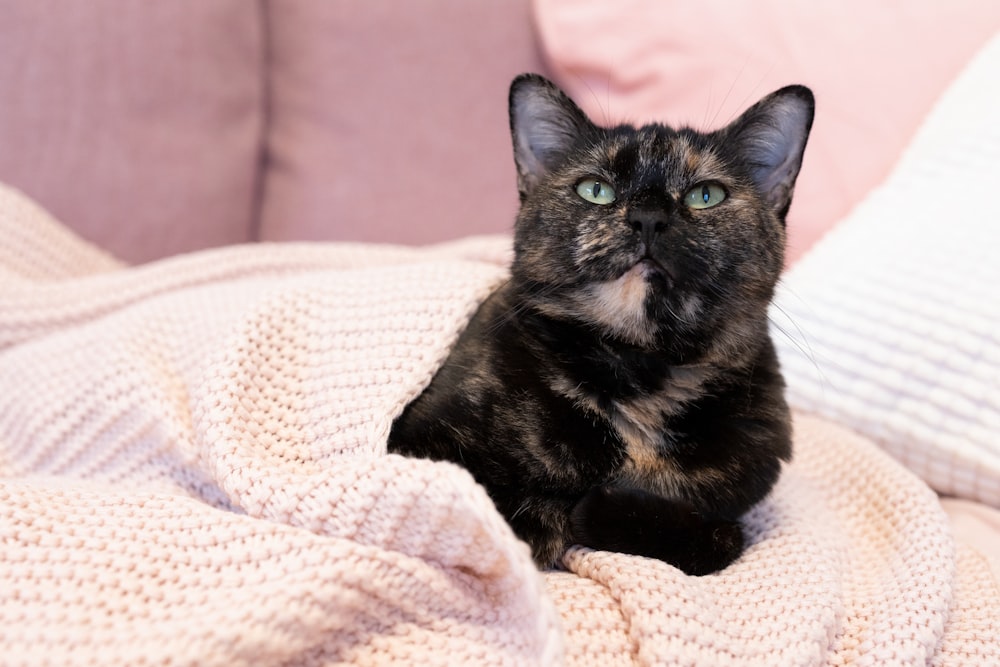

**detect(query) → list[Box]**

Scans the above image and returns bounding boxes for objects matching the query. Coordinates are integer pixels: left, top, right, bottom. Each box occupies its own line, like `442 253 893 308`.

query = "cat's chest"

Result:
555 363 712 493
603 366 712 495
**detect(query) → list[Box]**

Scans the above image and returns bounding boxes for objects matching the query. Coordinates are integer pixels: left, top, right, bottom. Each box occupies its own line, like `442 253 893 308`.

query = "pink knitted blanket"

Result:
1 185 997 665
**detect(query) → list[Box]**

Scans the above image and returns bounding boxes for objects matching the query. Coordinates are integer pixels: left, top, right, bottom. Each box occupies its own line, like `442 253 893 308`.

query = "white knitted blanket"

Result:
3 34 1000 667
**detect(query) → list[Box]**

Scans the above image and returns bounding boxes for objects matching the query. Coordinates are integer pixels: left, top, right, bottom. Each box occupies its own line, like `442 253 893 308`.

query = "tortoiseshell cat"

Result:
388 74 813 575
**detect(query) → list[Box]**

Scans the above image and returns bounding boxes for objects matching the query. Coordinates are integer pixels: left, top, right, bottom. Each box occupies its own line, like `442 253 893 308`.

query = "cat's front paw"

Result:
690 517 744 576
570 485 744 576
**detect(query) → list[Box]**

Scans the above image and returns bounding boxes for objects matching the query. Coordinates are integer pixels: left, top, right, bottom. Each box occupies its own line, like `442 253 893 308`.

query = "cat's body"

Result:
388 75 813 575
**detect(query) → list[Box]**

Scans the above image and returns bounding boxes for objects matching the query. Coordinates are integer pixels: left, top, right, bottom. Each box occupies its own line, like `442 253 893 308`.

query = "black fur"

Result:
388 75 813 575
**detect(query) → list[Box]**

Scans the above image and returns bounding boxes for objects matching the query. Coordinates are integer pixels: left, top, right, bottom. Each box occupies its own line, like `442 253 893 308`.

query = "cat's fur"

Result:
388 74 814 575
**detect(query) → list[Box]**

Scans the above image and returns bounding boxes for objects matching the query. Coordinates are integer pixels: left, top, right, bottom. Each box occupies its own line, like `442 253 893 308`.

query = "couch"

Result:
2 2 999 664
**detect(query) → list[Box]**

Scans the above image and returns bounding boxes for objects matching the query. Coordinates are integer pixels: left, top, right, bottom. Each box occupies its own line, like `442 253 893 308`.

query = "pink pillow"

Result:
534 1 1000 264
258 0 548 246
0 1 263 264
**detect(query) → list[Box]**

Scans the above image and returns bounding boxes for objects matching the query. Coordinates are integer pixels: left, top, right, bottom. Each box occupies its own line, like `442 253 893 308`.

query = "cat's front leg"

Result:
496 494 578 569
568 485 744 576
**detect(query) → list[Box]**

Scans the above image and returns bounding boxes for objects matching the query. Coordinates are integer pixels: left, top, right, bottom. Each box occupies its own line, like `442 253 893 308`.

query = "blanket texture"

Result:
1 187 998 666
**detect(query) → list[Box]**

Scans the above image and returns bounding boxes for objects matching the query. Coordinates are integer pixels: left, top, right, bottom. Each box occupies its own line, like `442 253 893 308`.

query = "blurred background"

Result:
0 0 997 265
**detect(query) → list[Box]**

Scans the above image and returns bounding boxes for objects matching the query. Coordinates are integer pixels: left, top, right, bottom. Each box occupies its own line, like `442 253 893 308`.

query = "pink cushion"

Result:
258 0 548 246
0 1 263 264
534 0 1000 264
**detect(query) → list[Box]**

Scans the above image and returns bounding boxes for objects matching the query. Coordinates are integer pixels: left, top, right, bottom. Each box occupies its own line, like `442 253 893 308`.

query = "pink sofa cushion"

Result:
0 1 263 264
258 0 548 246
534 0 1000 264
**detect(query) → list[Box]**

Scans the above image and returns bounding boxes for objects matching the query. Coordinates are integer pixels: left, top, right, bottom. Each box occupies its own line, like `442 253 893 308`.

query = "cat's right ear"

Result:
722 85 815 220
509 74 594 199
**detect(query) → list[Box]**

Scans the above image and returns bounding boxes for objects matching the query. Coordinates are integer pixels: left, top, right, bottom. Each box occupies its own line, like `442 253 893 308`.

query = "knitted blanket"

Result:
0 192 996 667
4 35 1000 667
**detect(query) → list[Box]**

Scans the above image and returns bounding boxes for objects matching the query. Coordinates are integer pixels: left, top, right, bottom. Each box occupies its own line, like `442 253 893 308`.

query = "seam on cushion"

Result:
248 0 272 243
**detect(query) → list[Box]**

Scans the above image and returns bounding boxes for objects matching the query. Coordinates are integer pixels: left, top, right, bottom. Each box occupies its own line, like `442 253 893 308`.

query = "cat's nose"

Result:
627 208 668 247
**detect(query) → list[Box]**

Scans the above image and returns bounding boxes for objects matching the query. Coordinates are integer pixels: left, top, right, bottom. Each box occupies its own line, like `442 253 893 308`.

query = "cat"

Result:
388 74 813 576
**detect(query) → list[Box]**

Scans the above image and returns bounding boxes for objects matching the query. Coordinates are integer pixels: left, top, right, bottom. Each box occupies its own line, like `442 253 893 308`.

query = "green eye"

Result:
684 183 727 210
576 178 616 205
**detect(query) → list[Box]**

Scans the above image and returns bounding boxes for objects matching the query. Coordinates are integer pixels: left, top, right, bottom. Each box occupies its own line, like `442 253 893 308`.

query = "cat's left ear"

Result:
509 74 596 199
723 86 815 218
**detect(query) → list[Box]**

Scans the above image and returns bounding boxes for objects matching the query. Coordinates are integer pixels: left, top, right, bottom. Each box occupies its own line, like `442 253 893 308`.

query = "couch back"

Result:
0 0 547 263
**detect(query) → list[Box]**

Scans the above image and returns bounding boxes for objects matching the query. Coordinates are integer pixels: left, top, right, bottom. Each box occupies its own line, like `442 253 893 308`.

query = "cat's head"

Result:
508 74 814 362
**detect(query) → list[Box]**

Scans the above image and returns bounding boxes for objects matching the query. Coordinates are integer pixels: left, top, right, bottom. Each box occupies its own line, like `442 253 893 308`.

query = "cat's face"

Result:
508 75 814 360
